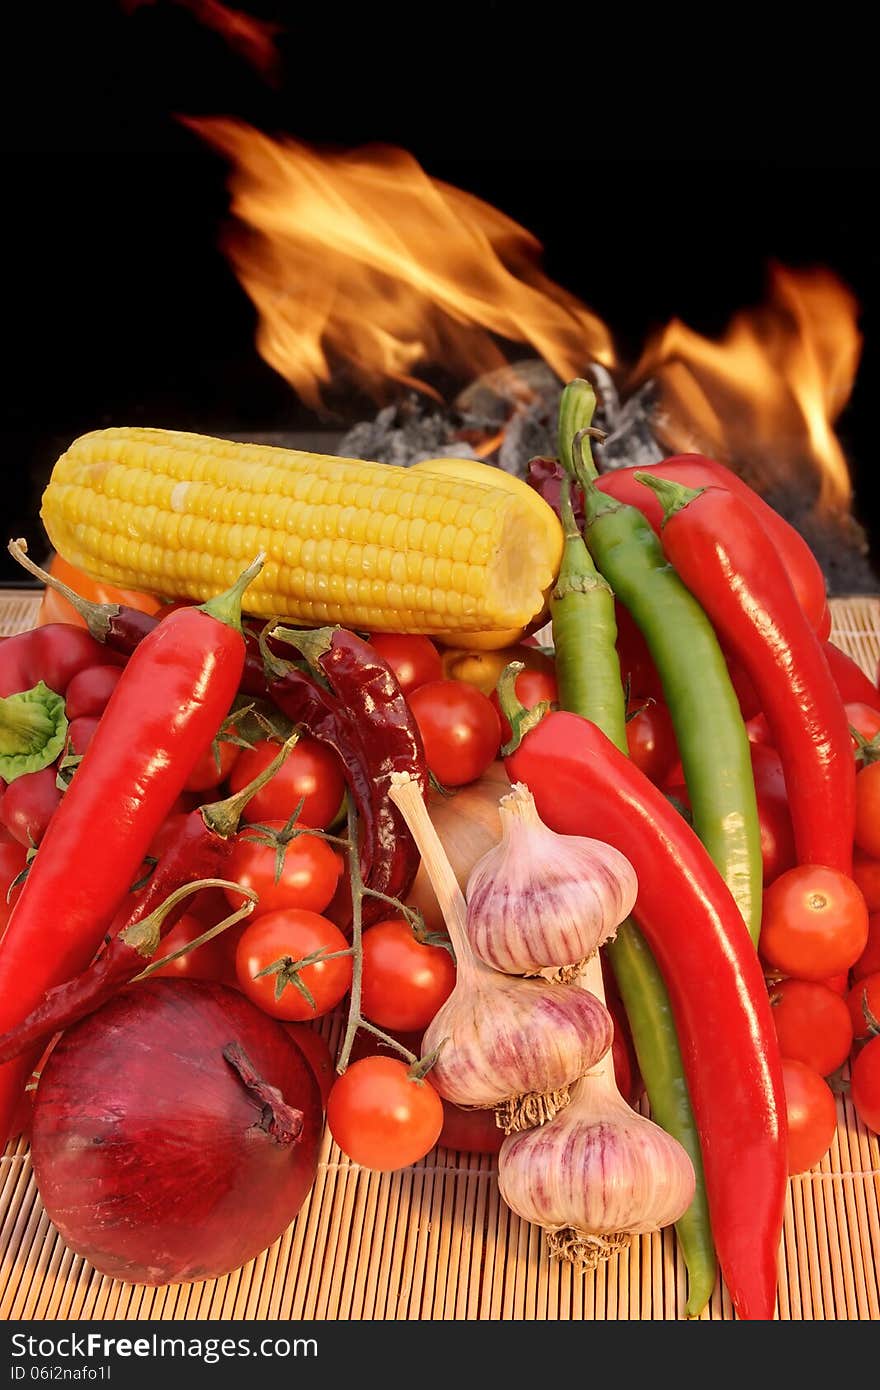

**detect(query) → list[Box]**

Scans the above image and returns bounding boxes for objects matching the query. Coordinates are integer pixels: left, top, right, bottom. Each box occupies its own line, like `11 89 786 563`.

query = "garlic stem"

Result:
388 772 472 973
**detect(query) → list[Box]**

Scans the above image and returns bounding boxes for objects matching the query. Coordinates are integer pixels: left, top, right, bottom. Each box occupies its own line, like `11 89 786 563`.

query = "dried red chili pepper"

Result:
266 626 428 923
0 556 263 1149
638 475 855 876
0 742 292 1063
504 705 787 1322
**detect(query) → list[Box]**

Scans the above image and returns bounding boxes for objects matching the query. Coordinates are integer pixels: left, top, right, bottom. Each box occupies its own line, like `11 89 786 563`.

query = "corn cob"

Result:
40 428 564 636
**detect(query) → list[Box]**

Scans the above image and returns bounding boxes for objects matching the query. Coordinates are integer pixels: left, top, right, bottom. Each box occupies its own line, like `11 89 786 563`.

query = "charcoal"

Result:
336 397 478 467
455 360 562 427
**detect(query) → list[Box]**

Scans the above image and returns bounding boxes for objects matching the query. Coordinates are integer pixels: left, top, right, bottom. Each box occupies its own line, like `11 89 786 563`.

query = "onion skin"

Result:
30 980 322 1286
406 762 509 933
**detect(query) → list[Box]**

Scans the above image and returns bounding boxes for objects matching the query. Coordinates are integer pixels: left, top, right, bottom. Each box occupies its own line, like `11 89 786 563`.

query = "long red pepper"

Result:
0 557 262 1150
638 476 856 876
505 709 787 1321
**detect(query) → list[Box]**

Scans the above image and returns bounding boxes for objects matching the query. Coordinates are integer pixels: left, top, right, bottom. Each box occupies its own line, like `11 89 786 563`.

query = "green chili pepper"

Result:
552 380 717 1318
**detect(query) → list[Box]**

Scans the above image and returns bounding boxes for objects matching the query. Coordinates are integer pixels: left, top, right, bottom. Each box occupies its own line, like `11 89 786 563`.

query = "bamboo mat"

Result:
1 590 879 1322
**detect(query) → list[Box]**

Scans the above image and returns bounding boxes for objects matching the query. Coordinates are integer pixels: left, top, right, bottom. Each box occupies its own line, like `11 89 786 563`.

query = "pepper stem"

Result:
199 553 266 634
199 732 300 839
272 625 335 672
121 877 258 960
7 538 115 641
634 472 704 523
496 661 551 757
557 379 597 477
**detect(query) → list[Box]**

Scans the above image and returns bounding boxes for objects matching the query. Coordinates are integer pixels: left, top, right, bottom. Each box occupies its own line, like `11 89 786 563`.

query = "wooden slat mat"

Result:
2 591 879 1321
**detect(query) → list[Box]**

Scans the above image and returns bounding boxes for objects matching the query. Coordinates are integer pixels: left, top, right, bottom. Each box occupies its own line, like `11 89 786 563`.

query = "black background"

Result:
3 2 879 584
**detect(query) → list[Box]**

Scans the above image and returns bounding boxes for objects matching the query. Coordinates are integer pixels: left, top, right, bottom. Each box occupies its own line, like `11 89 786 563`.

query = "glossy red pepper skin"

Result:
0 809 234 1063
823 640 880 713
506 712 787 1321
594 456 827 634
0 624 120 700
650 484 855 876
0 606 246 1149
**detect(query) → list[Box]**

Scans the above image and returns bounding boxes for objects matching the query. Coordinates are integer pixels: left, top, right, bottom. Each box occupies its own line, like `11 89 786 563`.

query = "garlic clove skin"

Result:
465 783 638 976
497 1074 696 1269
422 964 614 1133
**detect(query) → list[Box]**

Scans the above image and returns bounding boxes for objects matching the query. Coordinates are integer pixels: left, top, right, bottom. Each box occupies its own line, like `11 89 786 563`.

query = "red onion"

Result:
30 979 323 1285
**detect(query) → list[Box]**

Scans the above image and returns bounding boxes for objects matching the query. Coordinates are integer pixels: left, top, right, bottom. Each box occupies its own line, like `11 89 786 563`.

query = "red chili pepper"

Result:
527 455 827 634
637 475 855 876
823 639 880 713
505 709 787 1321
0 743 290 1063
0 557 263 1149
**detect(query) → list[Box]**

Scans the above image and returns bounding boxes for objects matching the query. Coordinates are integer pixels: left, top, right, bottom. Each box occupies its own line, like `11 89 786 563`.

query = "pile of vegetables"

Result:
0 388 878 1322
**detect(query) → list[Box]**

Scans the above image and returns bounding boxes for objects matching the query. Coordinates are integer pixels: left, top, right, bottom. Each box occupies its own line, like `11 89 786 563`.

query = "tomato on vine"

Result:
224 820 343 917
759 865 869 980
229 737 346 829
327 1056 444 1170
781 1058 838 1174
234 909 352 1021
360 917 456 1033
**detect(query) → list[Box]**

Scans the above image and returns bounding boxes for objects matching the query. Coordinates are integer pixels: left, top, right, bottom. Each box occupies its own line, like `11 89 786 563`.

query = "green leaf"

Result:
0 682 69 783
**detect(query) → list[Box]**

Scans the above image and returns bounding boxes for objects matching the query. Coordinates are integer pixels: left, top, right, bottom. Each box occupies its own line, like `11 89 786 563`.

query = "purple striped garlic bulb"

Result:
465 782 638 975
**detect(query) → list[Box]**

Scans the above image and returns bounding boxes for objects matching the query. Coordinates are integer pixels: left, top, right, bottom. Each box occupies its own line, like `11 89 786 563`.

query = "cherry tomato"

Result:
327 1056 443 1170
855 762 880 859
183 738 242 793
615 602 661 699
769 978 853 1076
438 1100 504 1155
64 664 122 720
235 908 352 1021
408 680 501 787
224 821 343 917
360 918 456 1033
625 697 677 786
750 745 796 886
850 1035 880 1134
853 854 880 912
66 715 100 758
491 666 558 746
0 835 27 936
0 766 61 848
283 1023 335 1107
149 911 227 981
228 737 346 829
760 865 869 980
781 1058 838 1174
845 702 880 750
846 971 880 1041
726 658 762 721
367 633 443 695
820 972 850 997
853 913 880 981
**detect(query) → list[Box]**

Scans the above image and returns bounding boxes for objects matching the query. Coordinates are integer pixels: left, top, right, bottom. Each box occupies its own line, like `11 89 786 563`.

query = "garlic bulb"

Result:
497 954 696 1267
389 772 614 1133
466 782 638 976
421 963 614 1132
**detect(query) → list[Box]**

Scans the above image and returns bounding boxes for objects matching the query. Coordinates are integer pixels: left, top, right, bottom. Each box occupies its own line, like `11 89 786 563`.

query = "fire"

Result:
635 265 861 512
188 121 862 511
183 119 616 409
122 1 282 80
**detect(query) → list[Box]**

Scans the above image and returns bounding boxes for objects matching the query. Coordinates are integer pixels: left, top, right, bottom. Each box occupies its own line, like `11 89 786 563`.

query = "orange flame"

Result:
635 265 861 511
188 121 862 511
184 119 616 409
123 1 282 80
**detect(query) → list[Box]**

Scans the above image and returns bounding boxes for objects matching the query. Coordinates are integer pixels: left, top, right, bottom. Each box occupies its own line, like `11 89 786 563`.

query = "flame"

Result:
634 265 861 511
187 121 861 512
183 119 616 409
123 1 282 80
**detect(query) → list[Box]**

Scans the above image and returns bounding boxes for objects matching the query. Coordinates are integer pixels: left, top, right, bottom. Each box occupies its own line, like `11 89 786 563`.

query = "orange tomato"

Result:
37 553 161 629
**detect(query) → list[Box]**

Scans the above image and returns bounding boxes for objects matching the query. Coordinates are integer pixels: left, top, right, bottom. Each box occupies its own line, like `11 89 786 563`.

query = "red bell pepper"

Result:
506 711 787 1321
